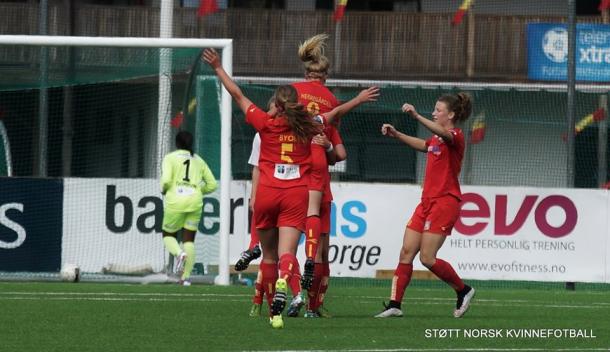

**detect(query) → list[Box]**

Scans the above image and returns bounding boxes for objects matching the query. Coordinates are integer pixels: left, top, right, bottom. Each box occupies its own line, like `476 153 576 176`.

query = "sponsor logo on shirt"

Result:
428 145 441 156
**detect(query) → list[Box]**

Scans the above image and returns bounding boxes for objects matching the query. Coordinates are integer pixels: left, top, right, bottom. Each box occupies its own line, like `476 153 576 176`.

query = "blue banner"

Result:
527 23 610 82
0 178 63 272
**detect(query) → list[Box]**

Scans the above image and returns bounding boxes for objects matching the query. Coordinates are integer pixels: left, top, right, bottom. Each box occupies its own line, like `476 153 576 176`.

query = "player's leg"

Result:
419 196 474 318
270 186 308 328
177 209 202 285
314 233 332 317
375 202 426 318
375 226 421 318
161 209 187 276
302 190 322 290
235 211 262 271
179 229 196 285
258 227 279 317
250 267 264 317
286 260 305 317
302 145 327 289
316 200 332 315
252 184 281 318
306 200 330 317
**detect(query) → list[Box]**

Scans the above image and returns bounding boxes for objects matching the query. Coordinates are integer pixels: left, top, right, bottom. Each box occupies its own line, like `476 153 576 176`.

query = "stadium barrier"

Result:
1 177 609 283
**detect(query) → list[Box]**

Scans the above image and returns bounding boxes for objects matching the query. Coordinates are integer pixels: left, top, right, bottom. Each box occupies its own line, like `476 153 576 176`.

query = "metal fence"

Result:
0 3 601 80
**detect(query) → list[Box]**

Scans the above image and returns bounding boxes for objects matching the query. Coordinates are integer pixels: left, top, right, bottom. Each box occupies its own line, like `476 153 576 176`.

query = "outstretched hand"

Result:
401 103 418 118
202 48 221 69
357 86 380 104
381 123 398 138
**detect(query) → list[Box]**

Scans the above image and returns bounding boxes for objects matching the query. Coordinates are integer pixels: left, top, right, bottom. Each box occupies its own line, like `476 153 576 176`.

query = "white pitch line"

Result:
0 296 248 302
246 348 610 352
5 292 606 307
0 292 608 310
0 291 251 297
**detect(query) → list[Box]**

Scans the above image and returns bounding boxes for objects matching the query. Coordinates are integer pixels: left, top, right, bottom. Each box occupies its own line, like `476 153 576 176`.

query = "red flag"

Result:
600 0 610 11
574 109 607 134
561 108 607 140
333 0 348 22
469 112 485 144
170 111 184 128
198 0 218 17
593 108 606 121
452 0 474 26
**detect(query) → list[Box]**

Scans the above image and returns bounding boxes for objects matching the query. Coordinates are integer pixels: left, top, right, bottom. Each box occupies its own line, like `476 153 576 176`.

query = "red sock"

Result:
253 268 264 305
260 262 278 308
429 258 465 292
288 260 302 296
248 213 259 250
305 215 321 259
308 263 325 310
390 263 413 303
278 253 298 282
316 262 331 309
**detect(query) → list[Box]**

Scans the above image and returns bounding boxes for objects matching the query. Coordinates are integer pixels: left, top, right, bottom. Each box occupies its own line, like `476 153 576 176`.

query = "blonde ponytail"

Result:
298 34 330 79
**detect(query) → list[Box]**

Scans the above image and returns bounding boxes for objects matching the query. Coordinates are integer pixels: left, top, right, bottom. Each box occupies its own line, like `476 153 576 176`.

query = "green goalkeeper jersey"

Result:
161 149 217 212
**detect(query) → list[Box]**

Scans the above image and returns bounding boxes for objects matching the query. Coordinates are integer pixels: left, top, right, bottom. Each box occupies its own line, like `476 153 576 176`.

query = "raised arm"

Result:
323 87 380 125
402 103 454 143
202 48 253 115
381 123 427 152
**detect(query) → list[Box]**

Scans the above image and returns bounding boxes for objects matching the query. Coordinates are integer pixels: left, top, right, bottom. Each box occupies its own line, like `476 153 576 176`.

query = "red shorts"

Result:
309 144 328 192
407 195 460 236
254 184 308 231
320 201 331 234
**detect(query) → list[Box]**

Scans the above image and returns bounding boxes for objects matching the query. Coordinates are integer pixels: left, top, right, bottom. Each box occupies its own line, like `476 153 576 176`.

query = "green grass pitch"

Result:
1 280 608 351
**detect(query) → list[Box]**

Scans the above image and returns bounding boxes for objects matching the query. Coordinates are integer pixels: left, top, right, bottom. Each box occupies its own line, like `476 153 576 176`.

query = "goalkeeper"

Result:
161 131 217 285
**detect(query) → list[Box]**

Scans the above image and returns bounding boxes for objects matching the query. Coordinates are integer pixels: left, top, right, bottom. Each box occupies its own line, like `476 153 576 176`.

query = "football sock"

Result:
288 260 302 296
390 263 413 304
260 262 278 309
253 268 264 305
317 262 330 309
278 253 298 282
430 258 465 292
305 215 321 260
162 236 181 256
181 241 195 280
308 263 325 310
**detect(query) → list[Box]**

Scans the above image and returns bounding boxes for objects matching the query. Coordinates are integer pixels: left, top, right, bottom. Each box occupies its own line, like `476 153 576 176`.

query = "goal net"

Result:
0 36 233 284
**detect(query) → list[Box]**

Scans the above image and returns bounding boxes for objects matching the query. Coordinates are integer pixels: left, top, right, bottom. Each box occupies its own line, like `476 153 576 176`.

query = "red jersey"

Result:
292 80 340 138
292 80 342 200
246 104 311 189
422 128 465 200
292 80 339 116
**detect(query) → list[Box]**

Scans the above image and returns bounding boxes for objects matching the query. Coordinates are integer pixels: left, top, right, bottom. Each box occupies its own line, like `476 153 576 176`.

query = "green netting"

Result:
0 46 205 177
0 47 200 91
227 81 610 188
